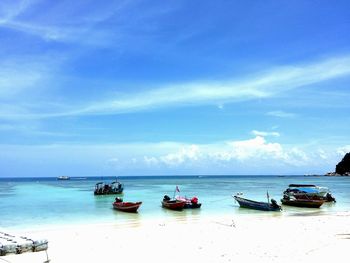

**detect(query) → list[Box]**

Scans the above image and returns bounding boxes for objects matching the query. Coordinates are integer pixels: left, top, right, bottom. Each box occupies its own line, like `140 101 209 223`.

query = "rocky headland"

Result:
325 152 350 176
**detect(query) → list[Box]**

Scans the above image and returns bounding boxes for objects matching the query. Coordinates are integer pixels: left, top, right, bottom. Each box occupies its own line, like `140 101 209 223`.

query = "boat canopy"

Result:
288 184 316 187
293 187 320 193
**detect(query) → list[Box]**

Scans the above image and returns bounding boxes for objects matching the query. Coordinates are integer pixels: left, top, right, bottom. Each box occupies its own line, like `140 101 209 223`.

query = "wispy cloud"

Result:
0 0 36 22
0 54 67 122
266 111 296 118
70 55 350 116
1 55 350 120
251 130 280 137
0 59 49 99
0 0 129 45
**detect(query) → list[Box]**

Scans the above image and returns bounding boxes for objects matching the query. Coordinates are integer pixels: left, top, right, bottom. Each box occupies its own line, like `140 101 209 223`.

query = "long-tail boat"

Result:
281 184 329 208
161 195 185 210
113 198 142 213
284 184 336 202
233 195 281 211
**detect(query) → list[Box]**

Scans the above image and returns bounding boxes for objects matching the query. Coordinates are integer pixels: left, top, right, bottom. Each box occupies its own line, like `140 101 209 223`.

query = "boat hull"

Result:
161 200 185 210
281 198 324 208
57 176 70 180
176 197 202 209
184 203 202 209
234 196 281 211
94 190 123 195
113 202 142 213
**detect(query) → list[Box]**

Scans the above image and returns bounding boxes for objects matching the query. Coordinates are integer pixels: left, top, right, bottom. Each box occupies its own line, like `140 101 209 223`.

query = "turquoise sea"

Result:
0 175 349 230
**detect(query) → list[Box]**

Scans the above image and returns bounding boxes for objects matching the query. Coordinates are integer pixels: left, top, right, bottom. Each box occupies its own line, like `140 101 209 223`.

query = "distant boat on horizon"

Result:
57 176 70 180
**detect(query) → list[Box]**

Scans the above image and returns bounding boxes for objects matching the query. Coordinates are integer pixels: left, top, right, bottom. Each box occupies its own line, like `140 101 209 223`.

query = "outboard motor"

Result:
191 197 198 204
115 197 123 203
326 193 336 202
283 194 290 200
271 199 279 208
163 195 171 201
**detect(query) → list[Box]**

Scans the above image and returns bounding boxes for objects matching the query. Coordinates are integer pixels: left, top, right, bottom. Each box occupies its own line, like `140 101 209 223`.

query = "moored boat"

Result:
282 184 333 207
94 181 124 195
233 195 281 211
284 184 335 202
113 198 142 213
161 195 185 210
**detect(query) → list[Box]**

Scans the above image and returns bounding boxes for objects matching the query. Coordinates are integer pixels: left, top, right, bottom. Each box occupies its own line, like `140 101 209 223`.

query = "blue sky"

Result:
1 0 350 177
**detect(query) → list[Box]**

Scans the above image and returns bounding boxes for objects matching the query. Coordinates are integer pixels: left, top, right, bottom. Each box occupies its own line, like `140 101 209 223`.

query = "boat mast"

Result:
266 190 270 204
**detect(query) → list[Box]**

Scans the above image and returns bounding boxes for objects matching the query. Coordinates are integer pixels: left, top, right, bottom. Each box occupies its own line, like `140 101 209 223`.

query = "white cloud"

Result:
159 145 200 166
318 149 328 160
337 145 350 156
143 136 311 168
266 111 296 118
219 136 286 161
251 130 280 137
286 147 309 165
1 138 348 176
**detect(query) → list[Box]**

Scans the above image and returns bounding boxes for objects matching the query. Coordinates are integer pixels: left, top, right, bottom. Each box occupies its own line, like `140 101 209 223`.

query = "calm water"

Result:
0 175 349 230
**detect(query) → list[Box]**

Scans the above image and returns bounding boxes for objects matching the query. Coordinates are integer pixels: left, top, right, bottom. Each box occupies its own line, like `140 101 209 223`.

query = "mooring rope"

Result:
209 196 234 203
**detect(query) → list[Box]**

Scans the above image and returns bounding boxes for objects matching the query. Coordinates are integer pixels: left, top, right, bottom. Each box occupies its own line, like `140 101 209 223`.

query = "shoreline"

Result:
3 206 346 233
2 201 347 232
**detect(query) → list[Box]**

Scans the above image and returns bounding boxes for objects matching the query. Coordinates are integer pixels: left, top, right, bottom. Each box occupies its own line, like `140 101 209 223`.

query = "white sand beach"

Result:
3 212 350 263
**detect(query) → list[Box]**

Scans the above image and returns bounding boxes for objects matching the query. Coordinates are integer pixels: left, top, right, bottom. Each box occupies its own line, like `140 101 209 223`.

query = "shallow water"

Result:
0 175 349 230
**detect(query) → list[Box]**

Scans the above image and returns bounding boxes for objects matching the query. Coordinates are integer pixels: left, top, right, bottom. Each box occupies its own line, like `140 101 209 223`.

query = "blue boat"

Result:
233 195 281 211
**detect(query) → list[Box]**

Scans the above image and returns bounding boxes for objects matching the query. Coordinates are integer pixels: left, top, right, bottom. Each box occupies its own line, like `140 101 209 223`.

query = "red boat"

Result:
113 198 142 213
162 195 185 210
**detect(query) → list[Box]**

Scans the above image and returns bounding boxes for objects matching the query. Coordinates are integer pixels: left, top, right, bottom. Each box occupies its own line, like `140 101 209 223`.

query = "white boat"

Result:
57 176 70 180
